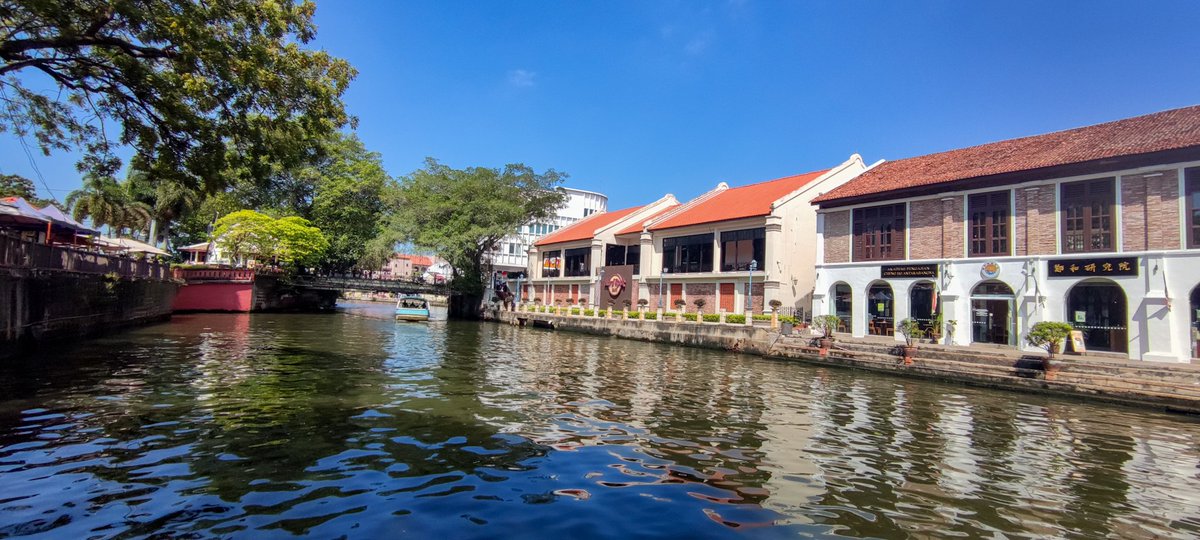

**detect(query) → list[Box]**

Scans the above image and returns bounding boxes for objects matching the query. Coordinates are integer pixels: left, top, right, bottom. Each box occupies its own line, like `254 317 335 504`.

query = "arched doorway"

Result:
1066 281 1127 353
1190 285 1200 358
832 282 852 333
867 282 894 336
970 281 1015 345
909 281 939 337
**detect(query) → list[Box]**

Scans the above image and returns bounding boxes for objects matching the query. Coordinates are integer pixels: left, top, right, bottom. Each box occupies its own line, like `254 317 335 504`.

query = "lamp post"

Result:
595 267 605 310
746 259 758 314
658 267 669 309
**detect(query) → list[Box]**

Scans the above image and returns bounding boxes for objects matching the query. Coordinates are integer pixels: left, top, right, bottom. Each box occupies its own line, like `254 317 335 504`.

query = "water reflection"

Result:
1 304 1199 538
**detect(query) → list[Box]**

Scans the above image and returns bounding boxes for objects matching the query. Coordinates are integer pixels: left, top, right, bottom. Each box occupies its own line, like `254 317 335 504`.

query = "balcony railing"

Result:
172 267 256 282
0 232 171 280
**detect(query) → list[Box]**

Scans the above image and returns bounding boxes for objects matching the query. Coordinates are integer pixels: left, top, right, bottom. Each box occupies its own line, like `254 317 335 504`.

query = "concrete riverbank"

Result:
489 308 1200 414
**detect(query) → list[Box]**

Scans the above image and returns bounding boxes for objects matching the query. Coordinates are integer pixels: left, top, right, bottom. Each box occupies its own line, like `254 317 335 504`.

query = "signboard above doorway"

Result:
881 264 938 279
1048 257 1138 278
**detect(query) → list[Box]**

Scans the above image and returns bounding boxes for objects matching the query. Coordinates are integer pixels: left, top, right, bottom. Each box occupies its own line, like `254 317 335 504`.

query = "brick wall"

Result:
824 210 851 263
941 196 964 258
909 199 943 260
1014 186 1057 256
553 284 570 305
1121 169 1181 252
686 282 716 312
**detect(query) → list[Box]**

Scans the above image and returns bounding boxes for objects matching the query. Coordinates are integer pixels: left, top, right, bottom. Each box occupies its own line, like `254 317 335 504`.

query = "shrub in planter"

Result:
896 318 924 365
813 315 841 347
702 313 720 322
769 299 783 312
637 298 649 309
674 299 687 311
1026 322 1073 380
726 314 746 324
533 297 543 305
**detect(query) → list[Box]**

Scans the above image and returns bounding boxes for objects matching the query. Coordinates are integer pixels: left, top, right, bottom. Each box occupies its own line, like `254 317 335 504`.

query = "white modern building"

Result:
488 187 607 279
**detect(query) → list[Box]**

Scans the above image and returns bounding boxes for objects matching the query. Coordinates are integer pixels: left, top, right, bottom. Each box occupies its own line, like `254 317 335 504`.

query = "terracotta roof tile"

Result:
647 170 828 231
814 105 1200 204
533 205 643 246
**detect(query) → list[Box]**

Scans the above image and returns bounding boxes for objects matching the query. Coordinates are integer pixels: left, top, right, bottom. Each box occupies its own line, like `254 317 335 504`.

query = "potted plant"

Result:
1026 321 1073 379
896 318 924 365
813 315 840 351
636 298 648 319
944 319 958 344
768 299 783 329
692 298 706 323
929 311 944 343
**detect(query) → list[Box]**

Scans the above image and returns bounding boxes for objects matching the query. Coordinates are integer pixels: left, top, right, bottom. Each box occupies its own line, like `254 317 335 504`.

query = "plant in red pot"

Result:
1026 322 1073 380
896 318 924 365
813 315 840 354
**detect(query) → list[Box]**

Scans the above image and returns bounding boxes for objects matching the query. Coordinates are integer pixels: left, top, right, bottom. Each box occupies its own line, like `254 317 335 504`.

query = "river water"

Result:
2 302 1199 539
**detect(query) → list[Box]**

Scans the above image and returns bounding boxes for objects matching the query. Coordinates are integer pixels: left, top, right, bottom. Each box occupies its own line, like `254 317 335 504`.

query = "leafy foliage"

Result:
212 209 327 268
813 315 841 337
369 158 567 295
1026 321 1074 356
65 174 151 235
896 318 924 347
0 0 355 189
0 173 51 206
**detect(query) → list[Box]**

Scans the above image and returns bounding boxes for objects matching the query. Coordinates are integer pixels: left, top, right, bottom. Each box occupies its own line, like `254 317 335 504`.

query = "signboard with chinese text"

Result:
1048 257 1138 278
881 264 938 279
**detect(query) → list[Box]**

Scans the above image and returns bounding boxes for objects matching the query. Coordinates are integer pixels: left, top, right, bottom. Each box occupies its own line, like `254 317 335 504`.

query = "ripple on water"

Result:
0 310 1199 538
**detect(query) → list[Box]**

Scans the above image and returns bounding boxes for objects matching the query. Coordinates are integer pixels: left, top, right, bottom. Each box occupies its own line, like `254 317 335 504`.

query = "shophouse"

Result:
525 195 680 306
811 105 1200 362
600 154 870 316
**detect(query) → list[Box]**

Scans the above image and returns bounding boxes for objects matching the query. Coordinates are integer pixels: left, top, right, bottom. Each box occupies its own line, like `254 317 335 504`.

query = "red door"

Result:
719 283 735 313
670 283 683 309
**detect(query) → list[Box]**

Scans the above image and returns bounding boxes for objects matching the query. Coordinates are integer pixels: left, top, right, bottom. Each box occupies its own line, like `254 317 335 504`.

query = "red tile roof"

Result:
533 205 644 246
646 170 828 231
814 105 1200 205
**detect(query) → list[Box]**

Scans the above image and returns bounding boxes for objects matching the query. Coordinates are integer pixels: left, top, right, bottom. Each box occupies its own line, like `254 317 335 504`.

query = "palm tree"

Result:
66 175 125 235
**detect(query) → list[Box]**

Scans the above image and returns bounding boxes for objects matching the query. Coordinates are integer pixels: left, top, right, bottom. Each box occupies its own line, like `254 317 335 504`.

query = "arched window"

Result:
1067 280 1127 353
909 281 939 335
1191 285 1200 359
867 283 894 336
831 283 852 333
970 281 1015 345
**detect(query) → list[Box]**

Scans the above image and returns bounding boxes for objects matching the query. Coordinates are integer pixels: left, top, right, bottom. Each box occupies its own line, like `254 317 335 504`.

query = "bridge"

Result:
291 275 449 296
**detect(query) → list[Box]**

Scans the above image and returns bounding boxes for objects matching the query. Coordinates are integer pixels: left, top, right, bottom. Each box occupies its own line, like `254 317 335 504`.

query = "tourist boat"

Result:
394 295 430 322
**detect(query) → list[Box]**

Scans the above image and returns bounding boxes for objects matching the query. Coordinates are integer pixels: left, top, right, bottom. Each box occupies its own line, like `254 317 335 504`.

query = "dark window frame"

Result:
720 228 766 272
852 204 906 261
968 190 1011 257
563 247 591 277
1187 167 1200 249
662 233 714 274
1060 177 1115 254
541 250 561 278
604 244 641 274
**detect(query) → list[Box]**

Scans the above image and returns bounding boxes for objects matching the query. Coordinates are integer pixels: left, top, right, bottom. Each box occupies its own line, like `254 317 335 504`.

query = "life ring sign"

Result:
606 273 627 297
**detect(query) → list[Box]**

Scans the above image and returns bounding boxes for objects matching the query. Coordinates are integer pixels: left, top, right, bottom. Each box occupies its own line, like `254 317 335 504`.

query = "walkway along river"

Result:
1 302 1199 538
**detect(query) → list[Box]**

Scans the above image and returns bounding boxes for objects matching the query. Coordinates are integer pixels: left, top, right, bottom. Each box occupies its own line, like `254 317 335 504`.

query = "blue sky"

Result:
4 1 1200 209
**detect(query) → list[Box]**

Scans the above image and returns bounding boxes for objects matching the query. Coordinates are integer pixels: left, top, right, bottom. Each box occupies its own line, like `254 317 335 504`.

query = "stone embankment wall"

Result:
490 309 1200 414
1 268 178 359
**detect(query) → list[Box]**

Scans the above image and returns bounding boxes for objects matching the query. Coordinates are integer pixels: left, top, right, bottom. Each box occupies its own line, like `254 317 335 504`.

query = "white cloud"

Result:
507 69 537 87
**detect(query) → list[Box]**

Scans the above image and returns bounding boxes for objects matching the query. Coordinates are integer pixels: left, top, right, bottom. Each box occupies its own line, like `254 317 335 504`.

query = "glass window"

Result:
662 233 714 274
1067 282 1127 353
969 191 1010 257
720 228 765 271
853 204 906 261
867 283 894 336
541 250 560 278
1060 178 1115 253
1187 168 1200 249
832 283 852 332
563 247 590 277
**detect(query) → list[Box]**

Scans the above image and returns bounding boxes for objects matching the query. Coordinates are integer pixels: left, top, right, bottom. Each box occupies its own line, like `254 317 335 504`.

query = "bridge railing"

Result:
0 231 171 280
172 267 256 282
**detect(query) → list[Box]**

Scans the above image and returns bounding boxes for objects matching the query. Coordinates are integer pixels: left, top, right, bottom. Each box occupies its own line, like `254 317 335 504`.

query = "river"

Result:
1 302 1199 538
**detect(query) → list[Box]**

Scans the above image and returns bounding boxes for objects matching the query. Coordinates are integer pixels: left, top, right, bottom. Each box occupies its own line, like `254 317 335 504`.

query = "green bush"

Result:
644 312 659 320
726 314 746 324
682 313 697 321
1026 321 1073 355
702 313 720 322
583 309 595 317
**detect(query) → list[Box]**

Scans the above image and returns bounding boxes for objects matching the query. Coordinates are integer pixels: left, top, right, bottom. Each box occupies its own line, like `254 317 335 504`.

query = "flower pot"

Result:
1043 356 1059 380
902 345 917 365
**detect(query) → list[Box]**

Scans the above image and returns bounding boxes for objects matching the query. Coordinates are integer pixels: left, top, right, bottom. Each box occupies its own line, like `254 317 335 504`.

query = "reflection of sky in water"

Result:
0 308 1198 538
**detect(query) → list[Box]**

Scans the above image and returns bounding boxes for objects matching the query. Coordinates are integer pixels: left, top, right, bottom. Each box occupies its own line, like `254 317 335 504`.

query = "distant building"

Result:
381 253 437 280
488 186 607 283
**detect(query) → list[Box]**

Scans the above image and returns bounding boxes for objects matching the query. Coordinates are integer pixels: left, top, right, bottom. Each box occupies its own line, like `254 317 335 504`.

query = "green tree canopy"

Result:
0 0 356 189
369 158 567 295
0 173 50 206
65 174 151 236
212 209 327 268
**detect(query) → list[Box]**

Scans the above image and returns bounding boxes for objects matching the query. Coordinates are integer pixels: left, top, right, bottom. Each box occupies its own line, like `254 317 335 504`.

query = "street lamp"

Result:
595 267 606 310
658 267 669 308
746 259 758 313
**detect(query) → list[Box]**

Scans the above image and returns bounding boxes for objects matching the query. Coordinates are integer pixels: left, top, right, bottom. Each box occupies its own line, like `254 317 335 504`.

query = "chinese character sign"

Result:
1048 257 1138 277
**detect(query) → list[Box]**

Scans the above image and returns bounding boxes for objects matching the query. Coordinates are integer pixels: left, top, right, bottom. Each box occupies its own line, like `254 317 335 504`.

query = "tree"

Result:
65 173 151 236
212 209 326 268
305 134 391 271
0 1 356 189
369 158 567 297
